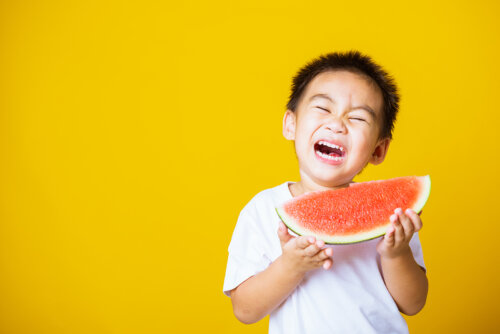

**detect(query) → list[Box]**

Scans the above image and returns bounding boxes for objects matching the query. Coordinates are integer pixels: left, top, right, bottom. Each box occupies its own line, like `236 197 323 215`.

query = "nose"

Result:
326 117 347 134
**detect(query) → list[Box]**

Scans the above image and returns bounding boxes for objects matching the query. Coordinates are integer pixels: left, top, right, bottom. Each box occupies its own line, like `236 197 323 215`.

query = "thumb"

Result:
277 221 293 247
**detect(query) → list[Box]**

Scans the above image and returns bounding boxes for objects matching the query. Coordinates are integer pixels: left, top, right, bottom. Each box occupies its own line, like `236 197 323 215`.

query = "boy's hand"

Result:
377 208 423 259
277 221 333 274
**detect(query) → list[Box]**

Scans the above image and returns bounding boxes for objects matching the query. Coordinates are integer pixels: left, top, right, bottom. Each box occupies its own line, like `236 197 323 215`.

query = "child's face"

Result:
283 70 391 188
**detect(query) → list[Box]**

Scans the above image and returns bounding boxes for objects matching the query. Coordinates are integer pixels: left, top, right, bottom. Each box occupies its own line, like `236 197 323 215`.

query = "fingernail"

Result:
405 208 413 215
395 208 403 214
308 237 315 243
390 214 397 221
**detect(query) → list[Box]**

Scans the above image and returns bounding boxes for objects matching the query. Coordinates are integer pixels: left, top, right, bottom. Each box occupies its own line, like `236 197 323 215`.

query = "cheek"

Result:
294 138 310 156
294 122 315 145
351 130 376 153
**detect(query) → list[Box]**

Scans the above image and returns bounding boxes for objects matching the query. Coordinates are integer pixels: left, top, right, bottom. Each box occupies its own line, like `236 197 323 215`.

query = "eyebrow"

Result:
309 94 377 119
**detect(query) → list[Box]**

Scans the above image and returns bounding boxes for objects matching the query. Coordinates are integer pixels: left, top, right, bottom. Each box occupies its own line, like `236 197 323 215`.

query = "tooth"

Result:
319 141 344 151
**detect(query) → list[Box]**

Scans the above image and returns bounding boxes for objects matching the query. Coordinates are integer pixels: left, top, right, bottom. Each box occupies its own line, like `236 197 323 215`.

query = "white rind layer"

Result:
413 175 431 214
276 175 432 245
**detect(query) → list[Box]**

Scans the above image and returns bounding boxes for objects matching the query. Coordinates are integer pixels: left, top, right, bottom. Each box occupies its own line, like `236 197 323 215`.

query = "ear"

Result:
282 110 296 141
369 137 391 165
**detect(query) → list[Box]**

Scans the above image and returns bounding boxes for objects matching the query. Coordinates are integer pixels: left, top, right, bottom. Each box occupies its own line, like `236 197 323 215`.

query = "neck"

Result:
289 176 353 197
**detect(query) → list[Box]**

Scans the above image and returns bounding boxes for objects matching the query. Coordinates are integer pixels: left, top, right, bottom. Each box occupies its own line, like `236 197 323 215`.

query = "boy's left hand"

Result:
376 208 422 259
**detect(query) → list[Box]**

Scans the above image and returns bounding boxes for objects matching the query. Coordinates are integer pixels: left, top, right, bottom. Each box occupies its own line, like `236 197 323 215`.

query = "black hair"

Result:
286 50 400 139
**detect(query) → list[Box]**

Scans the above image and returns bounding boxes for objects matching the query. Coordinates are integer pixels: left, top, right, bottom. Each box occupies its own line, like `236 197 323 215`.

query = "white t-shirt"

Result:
223 181 426 334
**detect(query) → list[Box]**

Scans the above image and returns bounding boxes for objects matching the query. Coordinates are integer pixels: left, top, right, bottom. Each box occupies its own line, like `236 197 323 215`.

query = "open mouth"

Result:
314 140 346 162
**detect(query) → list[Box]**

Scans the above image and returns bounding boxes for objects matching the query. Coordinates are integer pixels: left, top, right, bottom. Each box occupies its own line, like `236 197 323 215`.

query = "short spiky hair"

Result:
286 50 400 139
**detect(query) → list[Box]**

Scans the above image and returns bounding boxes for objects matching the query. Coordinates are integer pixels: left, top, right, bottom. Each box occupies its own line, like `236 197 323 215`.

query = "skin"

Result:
230 70 428 324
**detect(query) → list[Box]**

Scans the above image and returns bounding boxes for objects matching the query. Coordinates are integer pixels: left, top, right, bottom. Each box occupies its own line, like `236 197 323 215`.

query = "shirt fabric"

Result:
223 181 426 334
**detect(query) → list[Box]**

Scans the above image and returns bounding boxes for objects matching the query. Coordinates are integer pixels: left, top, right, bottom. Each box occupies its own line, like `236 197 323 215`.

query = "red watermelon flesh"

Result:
276 175 431 244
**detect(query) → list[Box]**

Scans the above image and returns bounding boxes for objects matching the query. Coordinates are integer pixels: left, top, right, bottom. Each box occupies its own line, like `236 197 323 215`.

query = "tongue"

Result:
315 143 343 157
322 145 342 156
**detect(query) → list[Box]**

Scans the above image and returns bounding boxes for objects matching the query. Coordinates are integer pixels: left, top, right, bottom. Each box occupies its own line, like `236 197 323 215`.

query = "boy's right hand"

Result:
277 221 333 274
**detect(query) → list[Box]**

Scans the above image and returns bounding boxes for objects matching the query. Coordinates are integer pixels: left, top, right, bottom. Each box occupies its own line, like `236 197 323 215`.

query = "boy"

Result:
223 50 428 333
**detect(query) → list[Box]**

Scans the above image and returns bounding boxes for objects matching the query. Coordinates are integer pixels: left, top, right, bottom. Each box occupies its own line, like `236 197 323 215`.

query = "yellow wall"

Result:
0 1 498 333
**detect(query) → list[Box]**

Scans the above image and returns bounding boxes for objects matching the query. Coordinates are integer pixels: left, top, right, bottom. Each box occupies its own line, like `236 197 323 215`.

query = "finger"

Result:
303 242 321 257
396 208 414 240
405 209 423 231
324 247 333 257
277 221 293 247
314 247 333 261
384 217 396 246
392 213 405 245
322 258 333 270
296 235 314 249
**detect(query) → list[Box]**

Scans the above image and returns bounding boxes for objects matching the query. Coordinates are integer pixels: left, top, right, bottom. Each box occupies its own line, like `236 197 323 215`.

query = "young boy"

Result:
223 50 428 333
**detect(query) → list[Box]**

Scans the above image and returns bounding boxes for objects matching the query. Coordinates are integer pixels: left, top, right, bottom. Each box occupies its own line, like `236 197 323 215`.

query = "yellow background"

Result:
0 0 498 333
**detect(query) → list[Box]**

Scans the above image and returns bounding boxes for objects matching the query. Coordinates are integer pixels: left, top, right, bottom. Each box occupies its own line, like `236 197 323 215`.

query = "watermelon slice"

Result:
276 175 431 244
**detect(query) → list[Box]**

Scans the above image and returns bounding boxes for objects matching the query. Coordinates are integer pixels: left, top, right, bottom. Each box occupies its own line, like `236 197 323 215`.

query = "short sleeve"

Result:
223 202 273 297
409 232 426 272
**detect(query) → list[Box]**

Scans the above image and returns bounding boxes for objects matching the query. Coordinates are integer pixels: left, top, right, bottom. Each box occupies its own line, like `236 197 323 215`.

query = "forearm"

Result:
230 256 305 324
381 250 428 315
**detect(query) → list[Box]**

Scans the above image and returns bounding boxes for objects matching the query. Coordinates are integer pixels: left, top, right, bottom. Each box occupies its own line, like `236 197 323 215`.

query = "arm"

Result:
377 208 429 315
230 222 333 324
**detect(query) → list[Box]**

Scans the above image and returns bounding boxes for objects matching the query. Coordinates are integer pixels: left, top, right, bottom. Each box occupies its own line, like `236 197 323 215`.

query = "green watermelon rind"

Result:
275 175 431 245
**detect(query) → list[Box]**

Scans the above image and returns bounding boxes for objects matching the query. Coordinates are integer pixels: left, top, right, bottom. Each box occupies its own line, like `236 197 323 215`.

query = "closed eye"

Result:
315 106 329 112
350 117 366 122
